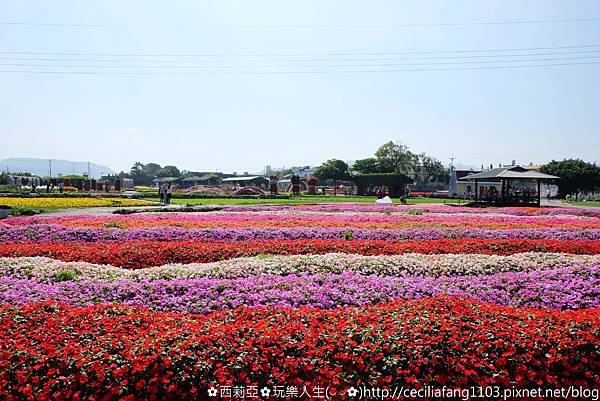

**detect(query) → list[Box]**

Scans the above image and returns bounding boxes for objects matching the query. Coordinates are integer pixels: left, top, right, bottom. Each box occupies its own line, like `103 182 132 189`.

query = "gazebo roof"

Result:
459 166 558 181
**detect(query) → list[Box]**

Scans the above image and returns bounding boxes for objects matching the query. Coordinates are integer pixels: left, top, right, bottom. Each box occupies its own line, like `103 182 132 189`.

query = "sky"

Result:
1 0 599 174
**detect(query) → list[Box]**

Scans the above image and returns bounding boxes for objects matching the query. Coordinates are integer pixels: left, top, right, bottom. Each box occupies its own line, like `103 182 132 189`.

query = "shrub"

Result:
54 270 76 282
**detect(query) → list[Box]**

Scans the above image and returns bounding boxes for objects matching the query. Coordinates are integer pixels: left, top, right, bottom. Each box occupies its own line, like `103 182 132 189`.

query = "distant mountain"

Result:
453 163 480 171
0 158 115 179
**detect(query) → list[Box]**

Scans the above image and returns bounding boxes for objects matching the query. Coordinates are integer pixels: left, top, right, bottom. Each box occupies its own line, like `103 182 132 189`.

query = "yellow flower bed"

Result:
0 197 154 208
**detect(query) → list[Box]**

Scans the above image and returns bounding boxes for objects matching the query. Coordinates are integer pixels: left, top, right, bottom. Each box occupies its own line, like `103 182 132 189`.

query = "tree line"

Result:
315 141 449 185
315 142 600 200
119 162 183 186
119 146 600 200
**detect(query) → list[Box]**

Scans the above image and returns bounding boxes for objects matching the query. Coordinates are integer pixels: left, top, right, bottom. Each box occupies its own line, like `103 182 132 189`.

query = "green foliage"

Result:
256 253 274 260
156 165 181 178
143 163 162 176
540 159 600 200
128 162 183 185
103 222 124 228
352 142 448 184
353 173 413 197
315 159 350 183
62 175 88 180
351 158 382 174
413 153 450 184
341 230 353 240
374 141 416 175
0 184 20 192
9 207 42 217
54 270 76 282
408 209 424 215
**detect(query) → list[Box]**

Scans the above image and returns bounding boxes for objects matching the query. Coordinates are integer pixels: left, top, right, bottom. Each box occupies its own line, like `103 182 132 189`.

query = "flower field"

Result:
0 197 153 208
0 204 599 400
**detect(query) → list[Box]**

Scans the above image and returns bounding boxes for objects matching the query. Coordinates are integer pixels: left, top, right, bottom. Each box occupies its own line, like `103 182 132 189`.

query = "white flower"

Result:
260 387 271 398
208 387 218 397
347 387 358 397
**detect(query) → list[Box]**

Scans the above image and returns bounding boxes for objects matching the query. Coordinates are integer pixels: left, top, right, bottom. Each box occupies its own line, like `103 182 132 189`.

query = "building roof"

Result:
181 175 214 182
221 176 266 182
459 166 558 181
152 177 180 183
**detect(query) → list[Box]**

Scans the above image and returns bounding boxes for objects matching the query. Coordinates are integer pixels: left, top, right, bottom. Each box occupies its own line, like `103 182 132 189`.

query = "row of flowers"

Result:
2 239 600 269
226 203 600 217
6 211 599 229
4 253 600 281
0 296 598 401
0 197 152 208
3 224 600 243
1 266 598 311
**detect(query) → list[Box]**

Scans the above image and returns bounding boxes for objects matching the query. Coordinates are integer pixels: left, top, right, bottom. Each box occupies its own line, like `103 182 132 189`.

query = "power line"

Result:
1 60 599 75
2 50 600 63
1 44 600 57
1 17 599 28
3 55 599 69
455 143 600 160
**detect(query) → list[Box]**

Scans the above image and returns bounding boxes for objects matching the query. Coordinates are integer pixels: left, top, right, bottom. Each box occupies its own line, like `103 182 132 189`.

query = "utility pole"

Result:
48 159 52 178
449 156 456 196
87 162 91 191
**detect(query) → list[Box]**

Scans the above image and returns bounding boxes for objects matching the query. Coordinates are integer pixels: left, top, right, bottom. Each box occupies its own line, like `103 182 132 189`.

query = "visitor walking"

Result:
58 182 64 193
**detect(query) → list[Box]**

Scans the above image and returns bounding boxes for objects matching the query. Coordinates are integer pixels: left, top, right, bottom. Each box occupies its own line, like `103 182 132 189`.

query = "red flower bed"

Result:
1 239 599 269
0 297 598 401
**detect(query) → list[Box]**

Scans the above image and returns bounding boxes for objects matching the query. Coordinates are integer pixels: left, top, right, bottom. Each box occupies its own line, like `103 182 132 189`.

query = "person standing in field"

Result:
159 182 167 205
158 182 165 204
165 183 173 205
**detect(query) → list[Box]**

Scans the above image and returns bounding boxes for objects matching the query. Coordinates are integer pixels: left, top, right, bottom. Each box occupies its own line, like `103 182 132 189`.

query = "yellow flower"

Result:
0 197 154 208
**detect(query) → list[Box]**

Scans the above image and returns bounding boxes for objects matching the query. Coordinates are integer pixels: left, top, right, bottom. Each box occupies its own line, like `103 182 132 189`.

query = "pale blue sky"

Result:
1 0 599 174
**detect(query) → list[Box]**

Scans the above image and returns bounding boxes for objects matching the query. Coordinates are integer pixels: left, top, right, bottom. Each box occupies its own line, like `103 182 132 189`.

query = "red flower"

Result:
0 296 597 400
1 239 598 269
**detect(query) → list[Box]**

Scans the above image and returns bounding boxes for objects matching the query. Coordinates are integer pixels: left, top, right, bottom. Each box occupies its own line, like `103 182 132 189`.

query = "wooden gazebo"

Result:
459 166 558 206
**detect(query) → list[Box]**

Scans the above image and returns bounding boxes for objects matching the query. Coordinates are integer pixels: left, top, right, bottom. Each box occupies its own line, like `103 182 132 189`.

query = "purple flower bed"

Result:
226 204 600 217
2 224 600 243
1 266 597 312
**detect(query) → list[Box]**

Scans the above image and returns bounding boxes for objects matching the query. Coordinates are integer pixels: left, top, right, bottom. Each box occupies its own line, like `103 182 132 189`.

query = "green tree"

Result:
142 163 162 177
128 162 152 185
351 158 382 174
130 162 145 176
413 153 450 184
315 159 350 195
156 165 181 178
374 141 416 174
540 159 600 200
